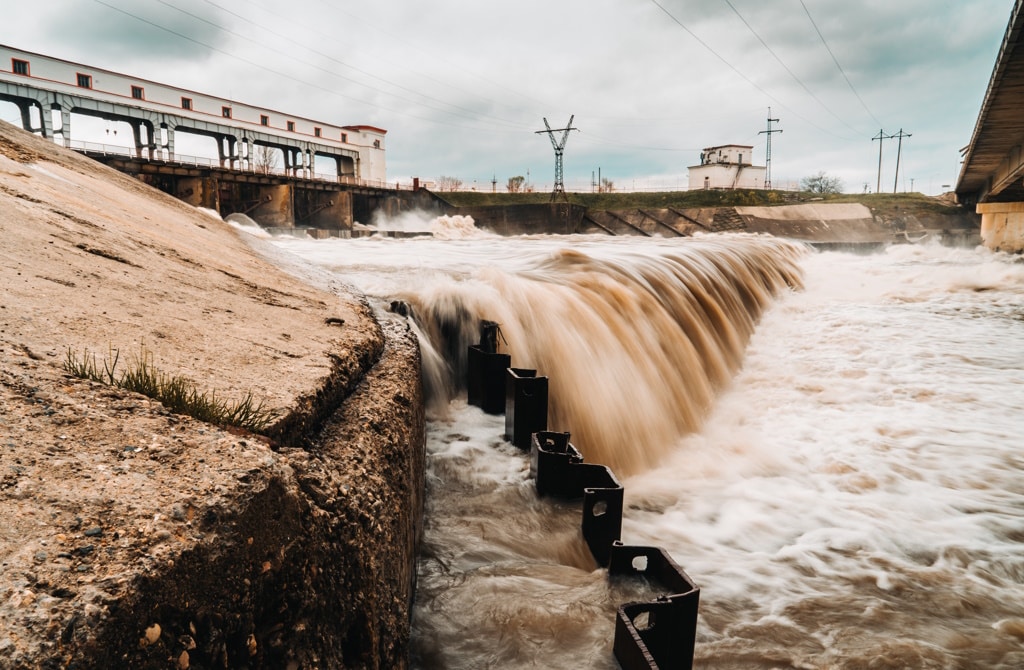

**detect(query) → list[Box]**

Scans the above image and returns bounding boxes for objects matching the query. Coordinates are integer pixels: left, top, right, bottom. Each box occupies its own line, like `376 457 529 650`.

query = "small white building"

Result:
688 144 766 190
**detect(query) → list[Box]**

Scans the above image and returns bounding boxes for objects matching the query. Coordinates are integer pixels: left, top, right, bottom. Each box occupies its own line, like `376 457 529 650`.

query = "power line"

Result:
647 0 858 141
799 0 883 128
89 0 526 135
723 0 865 136
302 0 556 113
195 0 527 130
156 0 525 131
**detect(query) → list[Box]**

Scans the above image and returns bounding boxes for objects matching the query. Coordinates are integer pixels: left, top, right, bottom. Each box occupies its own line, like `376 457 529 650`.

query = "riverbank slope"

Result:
0 121 424 668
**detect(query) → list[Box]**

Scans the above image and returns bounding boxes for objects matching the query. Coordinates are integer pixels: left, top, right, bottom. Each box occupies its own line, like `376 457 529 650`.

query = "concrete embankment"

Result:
439 197 980 245
0 121 424 668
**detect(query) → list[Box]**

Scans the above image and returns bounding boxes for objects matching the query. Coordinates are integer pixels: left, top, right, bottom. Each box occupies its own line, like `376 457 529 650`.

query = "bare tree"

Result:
506 175 525 193
801 171 843 194
436 175 463 192
253 144 278 175
600 177 615 193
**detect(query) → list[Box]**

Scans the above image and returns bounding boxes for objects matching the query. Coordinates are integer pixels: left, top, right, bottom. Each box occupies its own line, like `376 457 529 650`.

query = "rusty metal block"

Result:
610 543 700 670
505 368 548 450
466 321 510 414
530 431 623 565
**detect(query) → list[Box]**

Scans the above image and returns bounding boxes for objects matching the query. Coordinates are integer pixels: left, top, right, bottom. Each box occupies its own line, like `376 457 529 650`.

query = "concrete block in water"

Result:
610 543 701 670
467 321 509 414
530 431 623 566
504 368 548 450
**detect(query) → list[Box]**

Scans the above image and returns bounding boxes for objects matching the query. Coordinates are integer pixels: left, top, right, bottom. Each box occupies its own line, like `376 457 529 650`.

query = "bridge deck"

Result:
957 0 1024 203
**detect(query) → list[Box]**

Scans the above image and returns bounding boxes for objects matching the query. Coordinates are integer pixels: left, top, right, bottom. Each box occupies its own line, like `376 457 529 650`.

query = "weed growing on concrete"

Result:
63 345 278 433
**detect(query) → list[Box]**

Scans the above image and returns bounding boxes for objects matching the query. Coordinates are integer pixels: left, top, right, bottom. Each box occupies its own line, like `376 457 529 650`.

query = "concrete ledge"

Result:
977 201 1024 251
0 121 425 668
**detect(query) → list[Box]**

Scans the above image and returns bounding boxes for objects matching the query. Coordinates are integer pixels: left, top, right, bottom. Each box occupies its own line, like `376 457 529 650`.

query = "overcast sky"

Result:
0 0 1014 194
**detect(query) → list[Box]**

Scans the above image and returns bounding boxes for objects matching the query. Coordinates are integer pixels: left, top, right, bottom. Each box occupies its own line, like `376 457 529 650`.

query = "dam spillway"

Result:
271 224 1024 669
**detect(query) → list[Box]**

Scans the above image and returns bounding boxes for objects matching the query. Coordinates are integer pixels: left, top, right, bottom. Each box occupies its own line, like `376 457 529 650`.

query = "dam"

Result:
276 223 1024 669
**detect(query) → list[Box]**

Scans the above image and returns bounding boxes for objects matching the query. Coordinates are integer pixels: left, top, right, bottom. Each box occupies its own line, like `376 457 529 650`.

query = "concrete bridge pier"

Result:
977 202 1024 251
175 176 219 211
251 183 294 227
296 189 352 230
217 135 240 169
128 119 157 160
239 137 251 171
160 120 175 161
56 107 71 147
19 100 43 136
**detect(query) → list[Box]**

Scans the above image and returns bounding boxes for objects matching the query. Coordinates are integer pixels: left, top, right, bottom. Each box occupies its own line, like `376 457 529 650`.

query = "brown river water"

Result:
265 218 1024 669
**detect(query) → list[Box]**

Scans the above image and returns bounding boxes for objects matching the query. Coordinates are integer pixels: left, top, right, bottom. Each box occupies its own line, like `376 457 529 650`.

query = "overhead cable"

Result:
723 0 865 136
798 0 883 127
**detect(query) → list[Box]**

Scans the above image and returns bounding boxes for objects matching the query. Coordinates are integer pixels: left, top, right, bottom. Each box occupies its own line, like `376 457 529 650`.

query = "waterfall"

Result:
396 235 806 476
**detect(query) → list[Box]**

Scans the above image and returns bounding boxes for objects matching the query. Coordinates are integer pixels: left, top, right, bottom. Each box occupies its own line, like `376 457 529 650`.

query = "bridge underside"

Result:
957 0 1024 251
85 153 437 231
0 82 438 231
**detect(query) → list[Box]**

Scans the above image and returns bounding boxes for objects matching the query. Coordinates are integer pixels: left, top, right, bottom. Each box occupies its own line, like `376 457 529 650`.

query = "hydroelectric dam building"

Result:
0 44 424 231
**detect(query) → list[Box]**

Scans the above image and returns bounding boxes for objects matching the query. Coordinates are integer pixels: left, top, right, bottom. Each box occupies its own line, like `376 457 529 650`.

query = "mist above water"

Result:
272 220 1024 669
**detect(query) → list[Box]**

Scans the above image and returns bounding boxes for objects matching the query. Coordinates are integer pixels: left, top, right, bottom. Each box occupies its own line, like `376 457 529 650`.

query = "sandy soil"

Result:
0 121 423 668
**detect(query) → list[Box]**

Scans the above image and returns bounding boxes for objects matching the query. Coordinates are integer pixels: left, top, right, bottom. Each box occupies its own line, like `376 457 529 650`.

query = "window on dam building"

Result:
131 85 144 100
76 73 92 89
222 106 232 118
181 97 192 110
12 59 29 76
261 115 270 126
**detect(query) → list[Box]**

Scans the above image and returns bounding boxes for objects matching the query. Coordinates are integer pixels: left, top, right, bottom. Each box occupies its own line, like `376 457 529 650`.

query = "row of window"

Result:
9 57 360 145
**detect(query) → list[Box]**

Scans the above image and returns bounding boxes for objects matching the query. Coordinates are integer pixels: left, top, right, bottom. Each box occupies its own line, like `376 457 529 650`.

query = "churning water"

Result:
272 225 1024 669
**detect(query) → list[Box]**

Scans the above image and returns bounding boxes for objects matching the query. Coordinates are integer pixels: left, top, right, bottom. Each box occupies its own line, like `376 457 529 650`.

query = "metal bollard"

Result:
505 368 548 451
466 321 510 414
530 431 623 566
609 543 700 670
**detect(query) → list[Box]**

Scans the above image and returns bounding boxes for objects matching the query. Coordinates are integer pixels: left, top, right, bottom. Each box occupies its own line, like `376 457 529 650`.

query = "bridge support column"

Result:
251 184 294 228
57 107 71 147
977 202 1024 252
240 138 252 171
175 176 219 211
129 120 154 160
161 122 175 161
216 135 239 169
15 98 48 137
297 190 352 230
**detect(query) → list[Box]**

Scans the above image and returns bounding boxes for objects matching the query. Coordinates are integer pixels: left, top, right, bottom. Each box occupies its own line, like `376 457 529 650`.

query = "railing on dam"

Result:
67 139 412 191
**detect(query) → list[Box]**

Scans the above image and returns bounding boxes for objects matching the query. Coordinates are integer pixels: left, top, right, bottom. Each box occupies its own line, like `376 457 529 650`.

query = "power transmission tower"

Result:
891 128 911 193
535 116 578 202
872 128 894 194
758 108 782 189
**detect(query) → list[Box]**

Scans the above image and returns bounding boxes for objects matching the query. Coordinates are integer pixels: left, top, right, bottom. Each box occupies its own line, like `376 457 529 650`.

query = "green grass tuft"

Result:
63 344 278 434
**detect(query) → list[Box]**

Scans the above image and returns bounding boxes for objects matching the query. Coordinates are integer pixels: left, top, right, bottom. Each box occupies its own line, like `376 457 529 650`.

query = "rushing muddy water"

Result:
273 227 1024 669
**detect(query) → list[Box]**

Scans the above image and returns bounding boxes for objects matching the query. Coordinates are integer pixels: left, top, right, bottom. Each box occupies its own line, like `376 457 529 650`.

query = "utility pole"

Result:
892 128 912 194
491 173 497 193
758 108 782 190
872 128 894 194
535 116 578 202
